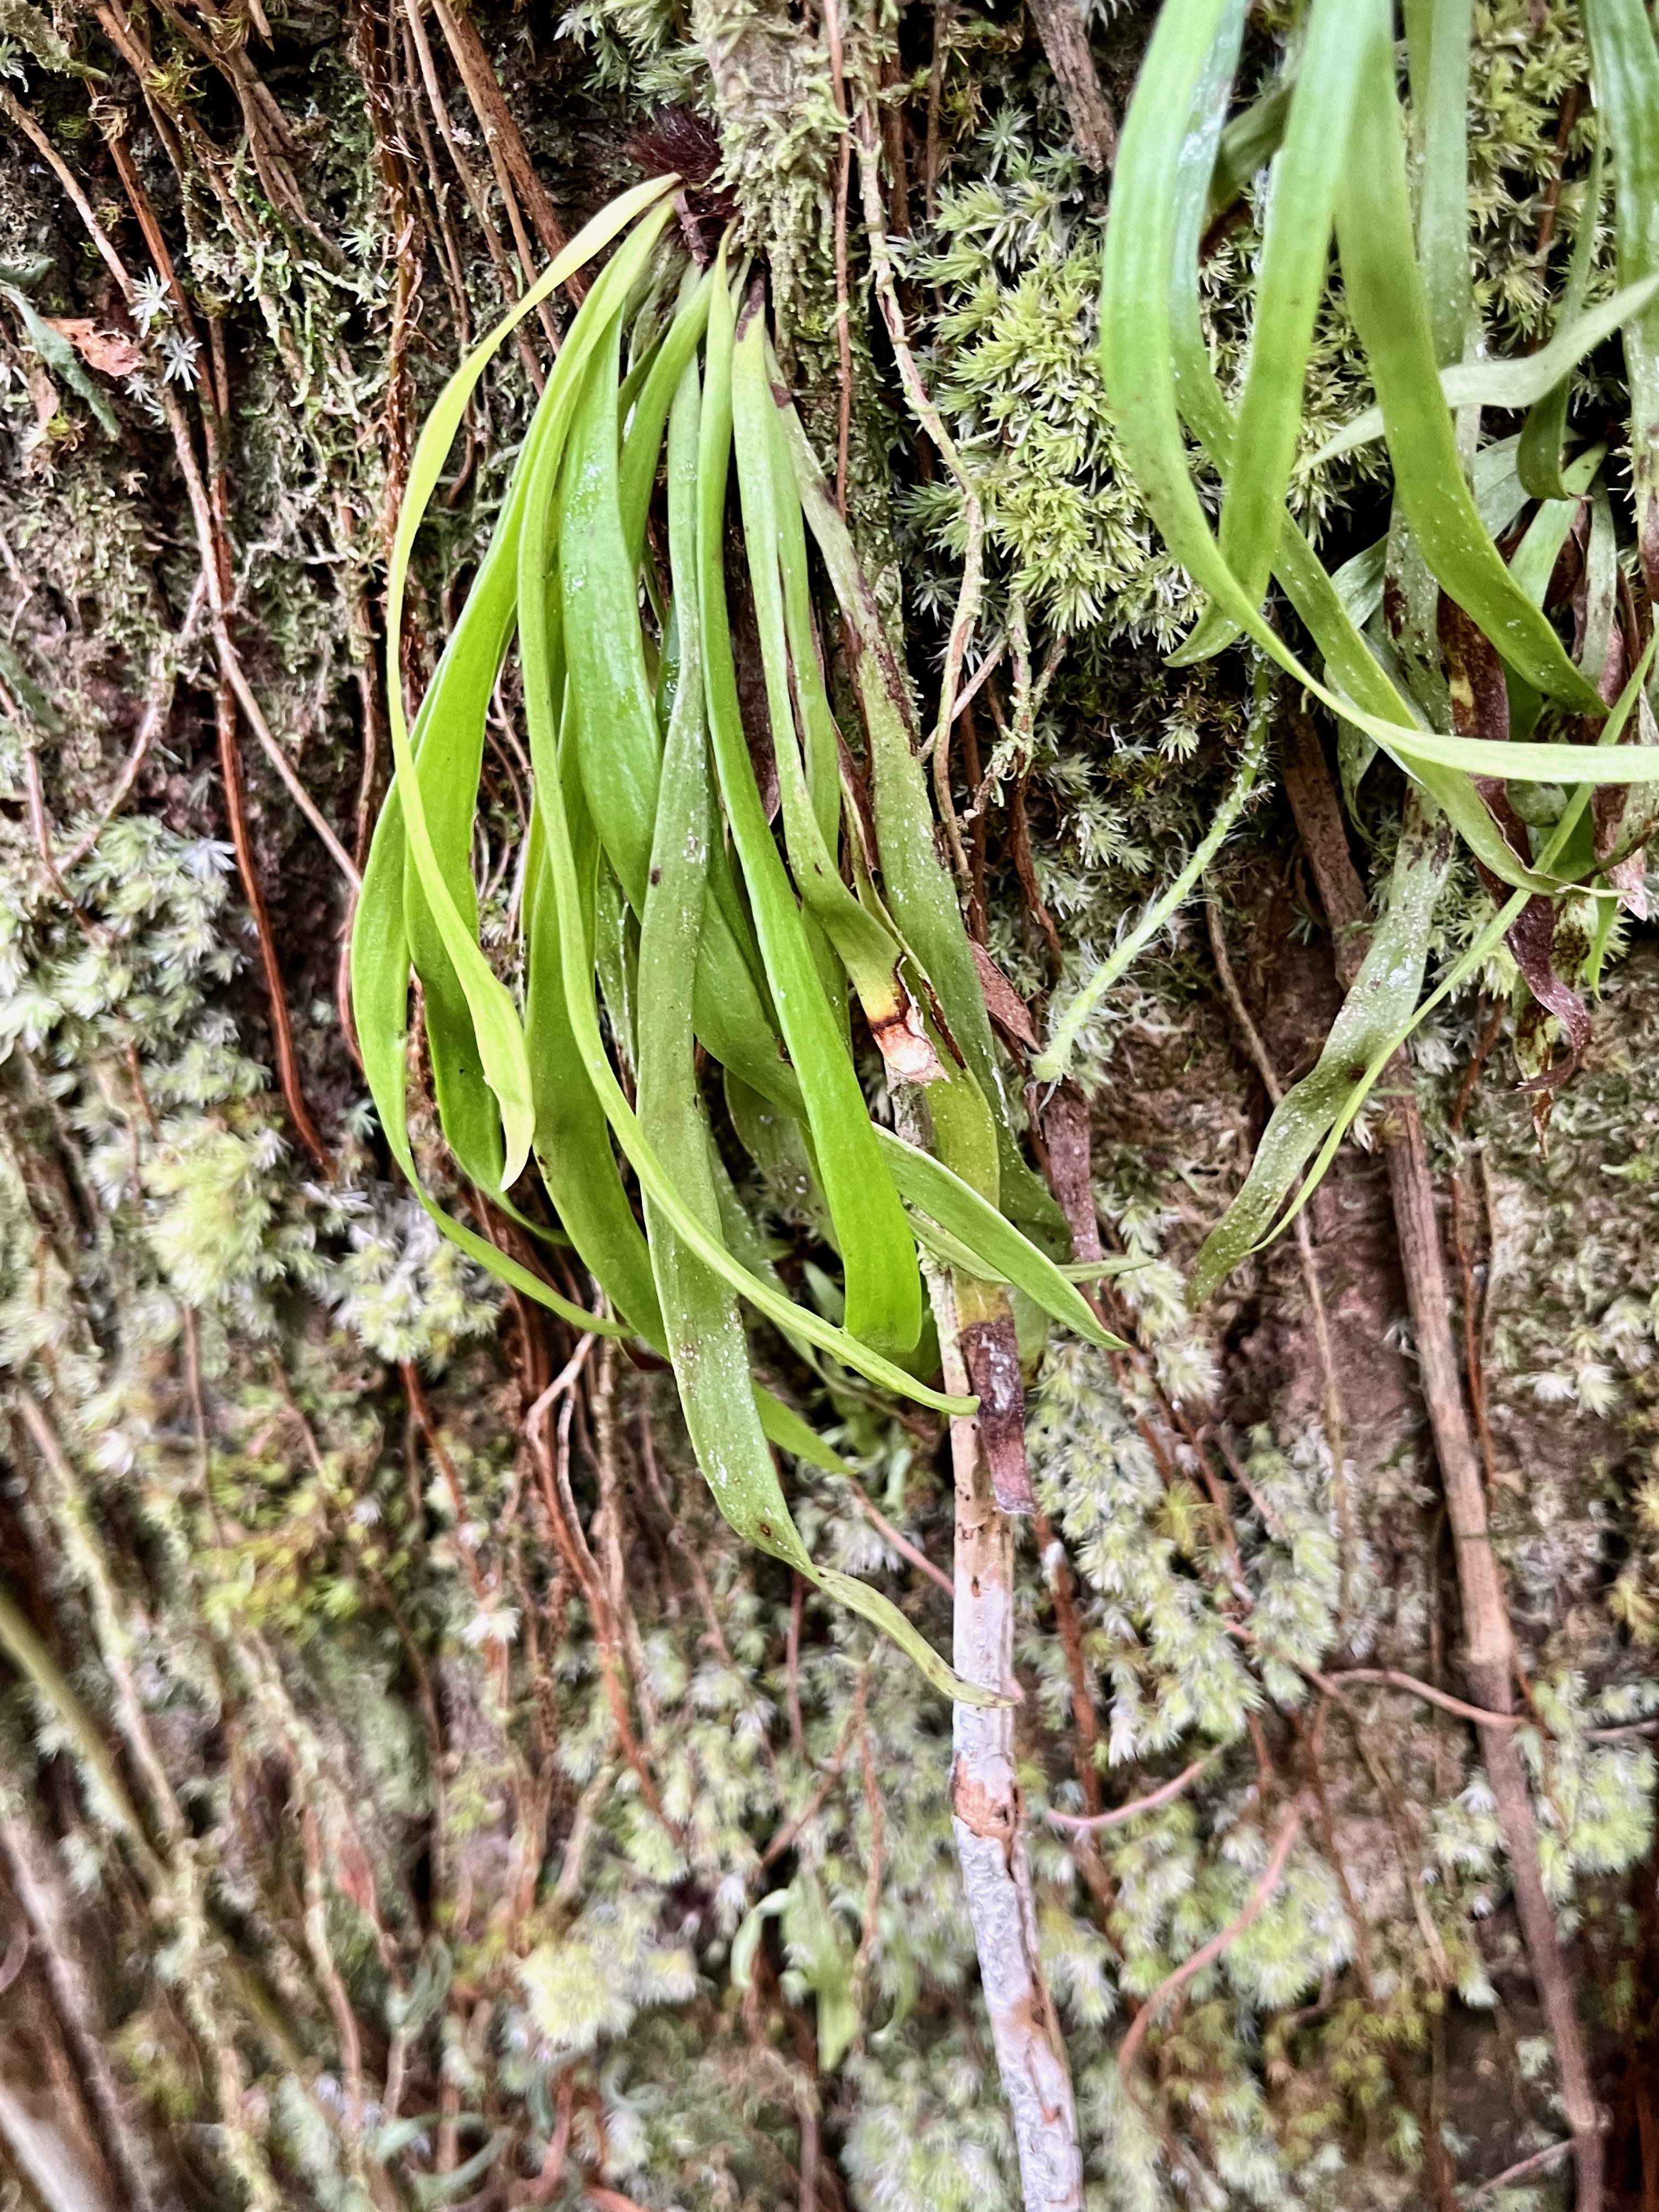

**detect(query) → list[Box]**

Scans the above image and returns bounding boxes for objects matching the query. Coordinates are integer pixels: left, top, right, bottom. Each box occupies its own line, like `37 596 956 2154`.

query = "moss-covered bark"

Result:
0 2 1656 2208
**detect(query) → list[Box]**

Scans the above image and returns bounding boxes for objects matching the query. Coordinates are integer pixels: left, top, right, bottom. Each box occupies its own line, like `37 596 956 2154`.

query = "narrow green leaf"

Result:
1583 0 1659 569
731 306 935 1082
619 267 714 571
4 285 117 437
1333 24 1606 712
1190 794 1454 1305
773 390 1069 1249
1203 75 1293 232
383 184 678 1190
1102 0 1646 817
1313 278 1657 466
701 256 924 1361
1217 0 1364 612
1518 142 1605 501
873 1131 1125 1351
517 310 973 1418
1036 665 1269 1082
348 787 627 1336
1414 0 1473 368
1275 638 1659 1251
636 360 992 1703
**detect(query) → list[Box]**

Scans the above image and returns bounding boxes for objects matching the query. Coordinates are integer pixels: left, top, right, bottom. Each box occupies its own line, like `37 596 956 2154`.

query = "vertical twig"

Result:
1022 0 1116 171
928 1264 1084 2212
1280 720 1604 2212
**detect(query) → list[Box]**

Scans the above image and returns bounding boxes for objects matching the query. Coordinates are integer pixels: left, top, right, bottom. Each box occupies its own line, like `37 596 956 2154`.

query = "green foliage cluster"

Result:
0 2 1656 2210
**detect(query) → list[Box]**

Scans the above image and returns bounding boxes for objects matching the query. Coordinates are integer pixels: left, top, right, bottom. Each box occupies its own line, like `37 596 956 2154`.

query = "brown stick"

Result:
400 0 547 392
1279 711 1604 2212
216 674 334 1172
426 0 576 281
1023 0 1115 171
1047 1756 1214 1834
931 1266 1083 2212
1118 1799 1306 2079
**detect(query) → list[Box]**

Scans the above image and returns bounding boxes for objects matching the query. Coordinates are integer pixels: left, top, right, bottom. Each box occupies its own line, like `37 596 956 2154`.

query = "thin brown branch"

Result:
1023 0 1116 171
1466 2138 1573 2202
216 673 335 1173
427 0 576 279
1118 1799 1306 2079
400 0 546 391
762 1683 864 1870
1047 1755 1215 1835
1279 716 1602 2211
929 1261 1082 2210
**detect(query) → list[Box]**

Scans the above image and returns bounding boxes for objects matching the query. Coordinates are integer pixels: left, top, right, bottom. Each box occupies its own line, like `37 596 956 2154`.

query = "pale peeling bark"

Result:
931 1269 1084 2212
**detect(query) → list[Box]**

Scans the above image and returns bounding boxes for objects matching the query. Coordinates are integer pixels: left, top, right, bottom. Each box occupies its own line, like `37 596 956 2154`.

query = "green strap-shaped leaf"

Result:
1517 142 1606 503
1333 15 1603 712
382 181 678 1191
516 286 972 1418
1583 0 1659 561
1152 7 1591 894
1189 795 1453 1305
619 267 714 572
564 318 670 914
771 389 1069 1250
872 1130 1125 1351
396 200 683 1206
402 432 532 1195
1314 279 1655 467
1278 640 1657 1254
731 307 932 1071
634 356 994 1704
1412 0 1473 369
1216 0 1364 613
352 187 679 1331
1102 0 1659 797
1203 74 1292 232
524 795 668 1351
562 291 805 1116
700 255 924 1361
349 782 627 1336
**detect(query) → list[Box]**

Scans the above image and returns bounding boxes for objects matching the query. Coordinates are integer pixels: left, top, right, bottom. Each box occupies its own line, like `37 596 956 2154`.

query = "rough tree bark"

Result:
1279 704 1603 2212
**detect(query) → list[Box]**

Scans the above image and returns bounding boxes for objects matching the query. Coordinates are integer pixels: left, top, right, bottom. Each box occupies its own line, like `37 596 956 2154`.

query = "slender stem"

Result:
929 1264 1083 2212
1281 731 1603 2212
1117 1798 1306 2080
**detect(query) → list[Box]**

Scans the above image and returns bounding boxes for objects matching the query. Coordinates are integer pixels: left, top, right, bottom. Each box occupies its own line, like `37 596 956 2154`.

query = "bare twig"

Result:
1023 0 1116 171
1118 1798 1306 2079
1047 1755 1215 1834
524 1333 597 1454
429 0 563 356
929 1263 1083 2211
1279 718 1602 2212
1465 2138 1572 2202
